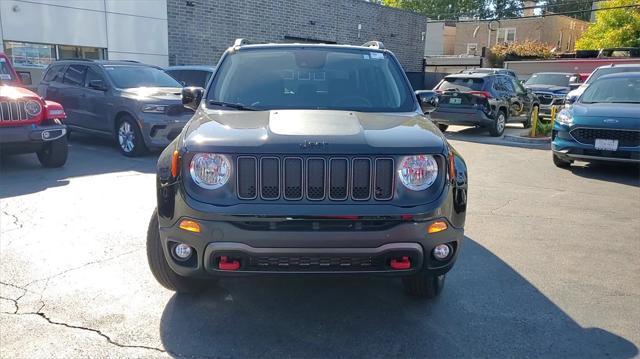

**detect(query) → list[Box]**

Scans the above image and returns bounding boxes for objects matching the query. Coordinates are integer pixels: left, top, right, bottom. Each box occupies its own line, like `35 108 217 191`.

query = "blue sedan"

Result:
552 72 640 167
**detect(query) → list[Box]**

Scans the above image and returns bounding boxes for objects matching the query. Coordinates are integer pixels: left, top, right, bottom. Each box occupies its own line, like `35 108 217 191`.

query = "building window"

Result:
3 41 106 68
466 43 478 55
496 28 516 43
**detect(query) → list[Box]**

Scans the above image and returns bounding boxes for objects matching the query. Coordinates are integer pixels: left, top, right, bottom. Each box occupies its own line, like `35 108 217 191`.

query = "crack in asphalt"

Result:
21 247 143 289
0 295 19 314
1 210 23 230
489 199 514 215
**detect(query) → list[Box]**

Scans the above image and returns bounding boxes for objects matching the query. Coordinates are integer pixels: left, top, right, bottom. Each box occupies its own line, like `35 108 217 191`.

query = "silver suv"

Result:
38 59 192 156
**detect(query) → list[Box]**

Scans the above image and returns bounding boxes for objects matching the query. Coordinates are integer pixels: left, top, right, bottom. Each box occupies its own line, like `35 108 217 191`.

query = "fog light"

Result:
174 244 192 260
433 244 451 261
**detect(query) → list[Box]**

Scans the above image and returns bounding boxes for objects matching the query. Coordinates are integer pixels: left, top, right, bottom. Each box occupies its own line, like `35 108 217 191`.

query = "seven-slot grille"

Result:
0 100 29 122
237 156 394 201
570 128 640 147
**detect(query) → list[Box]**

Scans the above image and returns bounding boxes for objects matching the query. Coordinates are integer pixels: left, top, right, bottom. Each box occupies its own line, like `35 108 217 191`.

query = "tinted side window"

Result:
501 77 515 93
492 78 506 92
63 65 87 86
84 67 106 87
43 64 66 82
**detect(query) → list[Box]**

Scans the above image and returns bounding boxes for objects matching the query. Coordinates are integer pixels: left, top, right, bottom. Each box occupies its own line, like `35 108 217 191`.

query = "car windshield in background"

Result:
437 77 484 92
587 67 640 84
105 66 181 89
207 47 415 112
580 77 640 104
0 60 15 82
525 73 572 87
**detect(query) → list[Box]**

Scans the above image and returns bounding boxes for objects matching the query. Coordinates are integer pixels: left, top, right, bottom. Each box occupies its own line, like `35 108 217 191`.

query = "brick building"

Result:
167 0 428 72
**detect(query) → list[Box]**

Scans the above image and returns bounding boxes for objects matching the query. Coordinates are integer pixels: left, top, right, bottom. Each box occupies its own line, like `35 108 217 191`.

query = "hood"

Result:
0 84 39 99
121 87 183 102
525 84 568 93
182 109 445 155
573 103 640 120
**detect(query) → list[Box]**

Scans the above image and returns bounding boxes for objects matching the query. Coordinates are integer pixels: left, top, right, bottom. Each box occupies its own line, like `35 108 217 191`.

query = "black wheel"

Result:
523 105 537 129
489 110 507 137
147 209 210 293
37 136 68 168
553 153 572 168
437 124 449 132
402 273 446 298
117 115 147 157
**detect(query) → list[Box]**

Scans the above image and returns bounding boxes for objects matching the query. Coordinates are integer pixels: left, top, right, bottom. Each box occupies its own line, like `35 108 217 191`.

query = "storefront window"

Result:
3 41 55 67
3 41 106 67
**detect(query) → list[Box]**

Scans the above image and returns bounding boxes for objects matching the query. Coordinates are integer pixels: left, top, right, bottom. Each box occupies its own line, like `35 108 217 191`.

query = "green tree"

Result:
575 0 640 49
538 0 594 21
381 0 492 20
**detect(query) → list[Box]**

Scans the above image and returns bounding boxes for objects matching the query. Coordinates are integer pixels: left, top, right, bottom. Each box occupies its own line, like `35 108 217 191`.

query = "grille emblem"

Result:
300 140 327 149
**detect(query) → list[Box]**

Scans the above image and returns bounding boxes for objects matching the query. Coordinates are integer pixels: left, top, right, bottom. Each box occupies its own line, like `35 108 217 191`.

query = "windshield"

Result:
580 77 640 104
105 65 181 89
0 58 16 83
437 77 485 91
525 73 573 87
207 47 415 112
586 67 640 84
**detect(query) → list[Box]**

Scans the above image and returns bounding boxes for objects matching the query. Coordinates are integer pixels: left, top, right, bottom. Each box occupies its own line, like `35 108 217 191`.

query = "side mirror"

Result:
565 95 577 105
88 79 107 91
182 86 204 111
415 90 438 113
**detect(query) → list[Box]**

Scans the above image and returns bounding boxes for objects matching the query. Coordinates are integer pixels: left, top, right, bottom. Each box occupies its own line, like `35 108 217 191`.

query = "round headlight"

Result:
25 100 42 117
190 153 231 189
398 155 438 191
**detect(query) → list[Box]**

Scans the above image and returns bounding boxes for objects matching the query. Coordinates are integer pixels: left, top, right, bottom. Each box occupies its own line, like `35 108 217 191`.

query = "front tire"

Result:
147 209 209 293
117 115 147 157
553 153 572 168
489 110 507 137
37 136 68 168
402 273 446 298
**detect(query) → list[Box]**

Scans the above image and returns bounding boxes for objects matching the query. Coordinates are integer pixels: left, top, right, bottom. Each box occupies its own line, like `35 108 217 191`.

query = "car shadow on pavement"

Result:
0 133 157 199
158 238 638 358
568 162 640 187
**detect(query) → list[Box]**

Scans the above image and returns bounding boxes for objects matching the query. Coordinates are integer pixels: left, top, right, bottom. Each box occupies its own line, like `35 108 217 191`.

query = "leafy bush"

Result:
489 40 554 67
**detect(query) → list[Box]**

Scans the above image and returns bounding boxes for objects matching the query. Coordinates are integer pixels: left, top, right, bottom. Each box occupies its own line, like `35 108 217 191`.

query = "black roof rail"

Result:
362 41 385 50
117 60 141 63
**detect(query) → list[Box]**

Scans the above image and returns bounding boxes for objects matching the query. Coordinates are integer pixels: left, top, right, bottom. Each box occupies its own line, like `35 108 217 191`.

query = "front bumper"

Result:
139 112 192 149
552 127 640 163
159 217 463 277
0 123 66 153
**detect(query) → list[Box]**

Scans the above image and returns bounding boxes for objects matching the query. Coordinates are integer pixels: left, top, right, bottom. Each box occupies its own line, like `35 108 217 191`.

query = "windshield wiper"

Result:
207 100 259 111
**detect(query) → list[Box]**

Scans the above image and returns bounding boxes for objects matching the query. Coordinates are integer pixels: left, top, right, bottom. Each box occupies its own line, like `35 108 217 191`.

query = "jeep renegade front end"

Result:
147 40 468 298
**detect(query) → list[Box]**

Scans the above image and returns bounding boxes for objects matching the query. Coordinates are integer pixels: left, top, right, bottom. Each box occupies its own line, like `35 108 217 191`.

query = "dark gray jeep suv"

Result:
148 40 468 298
38 59 192 156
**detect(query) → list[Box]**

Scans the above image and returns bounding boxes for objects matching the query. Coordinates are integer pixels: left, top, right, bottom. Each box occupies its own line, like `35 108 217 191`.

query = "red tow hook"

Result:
218 256 240 271
390 256 411 270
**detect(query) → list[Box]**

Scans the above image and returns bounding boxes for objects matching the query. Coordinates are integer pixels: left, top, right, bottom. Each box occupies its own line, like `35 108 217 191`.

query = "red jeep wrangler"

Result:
0 53 68 167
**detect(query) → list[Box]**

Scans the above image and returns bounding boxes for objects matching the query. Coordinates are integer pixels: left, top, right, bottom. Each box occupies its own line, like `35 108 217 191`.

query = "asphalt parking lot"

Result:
1 127 639 358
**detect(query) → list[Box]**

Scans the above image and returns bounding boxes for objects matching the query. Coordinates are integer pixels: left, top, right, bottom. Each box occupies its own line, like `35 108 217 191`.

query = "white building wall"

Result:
0 0 168 66
425 22 445 56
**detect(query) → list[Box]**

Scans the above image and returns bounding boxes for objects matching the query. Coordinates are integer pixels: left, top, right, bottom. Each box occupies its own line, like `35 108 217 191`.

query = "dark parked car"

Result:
524 72 580 117
430 73 539 136
38 59 193 156
552 72 640 167
165 65 216 88
147 40 468 298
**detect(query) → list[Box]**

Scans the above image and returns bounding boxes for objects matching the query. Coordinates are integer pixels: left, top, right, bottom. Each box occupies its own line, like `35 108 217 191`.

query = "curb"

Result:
504 134 551 145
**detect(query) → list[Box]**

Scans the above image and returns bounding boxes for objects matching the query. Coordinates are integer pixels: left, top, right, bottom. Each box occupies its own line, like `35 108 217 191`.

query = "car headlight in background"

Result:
190 153 231 189
24 100 42 117
141 104 168 113
556 109 573 126
398 155 438 191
